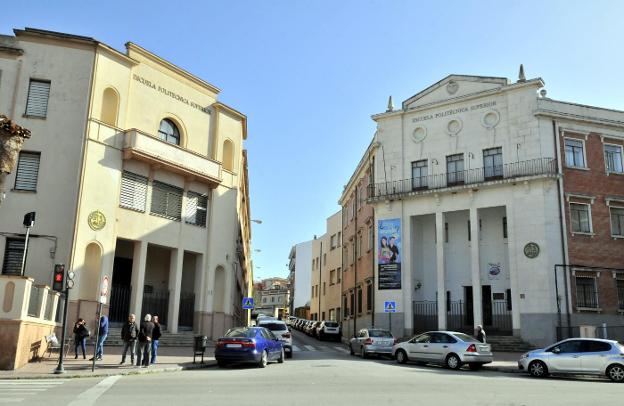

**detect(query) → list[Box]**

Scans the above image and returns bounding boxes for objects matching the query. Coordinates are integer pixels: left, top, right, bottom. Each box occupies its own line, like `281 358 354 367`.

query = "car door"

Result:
547 340 583 372
580 340 613 373
407 333 432 361
429 333 455 362
265 329 281 359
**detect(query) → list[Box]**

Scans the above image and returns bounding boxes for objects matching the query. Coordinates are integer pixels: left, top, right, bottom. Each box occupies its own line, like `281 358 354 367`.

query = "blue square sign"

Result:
242 297 254 310
384 301 397 313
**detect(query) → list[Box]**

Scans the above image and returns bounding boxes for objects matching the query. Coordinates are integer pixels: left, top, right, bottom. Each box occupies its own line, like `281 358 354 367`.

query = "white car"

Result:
257 319 293 358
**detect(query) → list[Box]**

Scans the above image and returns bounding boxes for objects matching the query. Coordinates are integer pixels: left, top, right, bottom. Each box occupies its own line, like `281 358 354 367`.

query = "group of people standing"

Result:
72 312 161 367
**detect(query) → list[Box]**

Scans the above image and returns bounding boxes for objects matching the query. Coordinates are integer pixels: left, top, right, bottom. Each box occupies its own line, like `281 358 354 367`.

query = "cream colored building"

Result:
310 211 342 321
0 28 252 338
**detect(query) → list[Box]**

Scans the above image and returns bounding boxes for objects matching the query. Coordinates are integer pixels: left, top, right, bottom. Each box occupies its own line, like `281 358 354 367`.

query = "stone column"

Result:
506 206 522 335
470 207 483 333
435 211 446 329
167 247 184 333
130 240 148 319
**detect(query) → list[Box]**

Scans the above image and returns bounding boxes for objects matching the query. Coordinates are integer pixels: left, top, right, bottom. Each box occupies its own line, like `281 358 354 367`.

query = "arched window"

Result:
101 87 119 126
158 119 180 145
222 139 234 171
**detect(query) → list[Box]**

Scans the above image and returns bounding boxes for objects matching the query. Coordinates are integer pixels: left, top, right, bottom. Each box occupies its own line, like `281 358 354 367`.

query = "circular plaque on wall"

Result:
524 242 540 259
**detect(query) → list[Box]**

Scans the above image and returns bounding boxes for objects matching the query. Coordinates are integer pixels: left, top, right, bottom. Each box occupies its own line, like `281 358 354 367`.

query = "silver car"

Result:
518 338 624 382
350 329 395 358
392 331 493 370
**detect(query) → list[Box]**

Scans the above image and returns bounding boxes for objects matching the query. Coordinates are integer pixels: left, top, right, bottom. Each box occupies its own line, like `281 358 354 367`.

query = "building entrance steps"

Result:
487 336 535 352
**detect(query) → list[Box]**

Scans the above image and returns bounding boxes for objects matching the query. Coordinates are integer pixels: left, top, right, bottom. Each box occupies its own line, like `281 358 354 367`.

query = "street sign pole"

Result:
53 289 69 374
91 301 102 372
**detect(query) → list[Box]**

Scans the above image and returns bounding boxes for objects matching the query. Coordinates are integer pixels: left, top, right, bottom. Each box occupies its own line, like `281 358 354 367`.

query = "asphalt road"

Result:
4 330 623 406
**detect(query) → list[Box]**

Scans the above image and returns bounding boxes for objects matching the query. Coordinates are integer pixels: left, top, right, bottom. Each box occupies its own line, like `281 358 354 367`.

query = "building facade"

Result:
340 142 376 339
253 277 290 318
370 73 565 346
310 211 342 321
0 28 252 338
288 240 313 317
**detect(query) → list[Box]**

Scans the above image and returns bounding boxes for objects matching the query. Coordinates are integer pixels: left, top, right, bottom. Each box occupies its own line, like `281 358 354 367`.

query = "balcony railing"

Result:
123 129 222 186
369 157 557 199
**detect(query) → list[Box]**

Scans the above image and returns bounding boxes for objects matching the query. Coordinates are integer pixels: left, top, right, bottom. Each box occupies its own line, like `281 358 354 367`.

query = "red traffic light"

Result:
54 273 63 282
52 264 65 292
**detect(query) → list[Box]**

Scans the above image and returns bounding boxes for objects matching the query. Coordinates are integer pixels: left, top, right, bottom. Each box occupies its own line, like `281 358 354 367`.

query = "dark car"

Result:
215 327 285 368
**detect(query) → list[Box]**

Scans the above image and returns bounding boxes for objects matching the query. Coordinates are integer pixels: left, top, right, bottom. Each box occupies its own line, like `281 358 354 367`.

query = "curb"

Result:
483 365 522 374
0 361 218 380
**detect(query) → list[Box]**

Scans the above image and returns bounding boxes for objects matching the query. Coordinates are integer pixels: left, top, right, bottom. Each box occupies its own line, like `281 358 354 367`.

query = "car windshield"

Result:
224 328 255 338
452 333 480 343
260 322 288 331
325 322 339 327
369 329 392 337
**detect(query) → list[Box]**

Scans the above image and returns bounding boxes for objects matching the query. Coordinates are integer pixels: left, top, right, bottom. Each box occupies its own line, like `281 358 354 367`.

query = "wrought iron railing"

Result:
109 285 132 323
369 157 557 199
413 299 512 334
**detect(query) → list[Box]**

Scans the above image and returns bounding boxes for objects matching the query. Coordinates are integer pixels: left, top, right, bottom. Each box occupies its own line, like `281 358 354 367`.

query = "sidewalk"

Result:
483 352 522 373
0 346 217 380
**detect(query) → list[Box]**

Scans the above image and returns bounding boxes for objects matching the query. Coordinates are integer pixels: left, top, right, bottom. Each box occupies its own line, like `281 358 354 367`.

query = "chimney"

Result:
518 64 526 83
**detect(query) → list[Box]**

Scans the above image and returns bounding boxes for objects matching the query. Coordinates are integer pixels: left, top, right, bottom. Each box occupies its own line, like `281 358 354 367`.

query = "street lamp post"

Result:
20 212 35 277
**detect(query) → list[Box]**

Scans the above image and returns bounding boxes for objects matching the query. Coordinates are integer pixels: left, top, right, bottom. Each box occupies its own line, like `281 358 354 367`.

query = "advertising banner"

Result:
378 218 401 290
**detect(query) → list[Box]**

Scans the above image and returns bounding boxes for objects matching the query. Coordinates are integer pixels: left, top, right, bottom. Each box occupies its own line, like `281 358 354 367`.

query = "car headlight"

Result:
520 353 529 359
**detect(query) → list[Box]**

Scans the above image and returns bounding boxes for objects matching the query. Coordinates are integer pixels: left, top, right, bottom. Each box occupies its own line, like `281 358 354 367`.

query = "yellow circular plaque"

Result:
88 211 106 231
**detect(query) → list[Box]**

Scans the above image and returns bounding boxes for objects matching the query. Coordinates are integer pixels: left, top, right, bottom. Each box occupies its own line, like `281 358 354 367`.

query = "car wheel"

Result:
468 363 483 371
528 360 548 378
286 350 293 359
607 364 624 382
258 350 268 368
395 349 407 364
445 354 461 370
349 345 354 356
278 348 285 364
217 360 227 368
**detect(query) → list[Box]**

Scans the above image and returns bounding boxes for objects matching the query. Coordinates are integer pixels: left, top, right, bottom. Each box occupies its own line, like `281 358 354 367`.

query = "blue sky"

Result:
3 1 623 280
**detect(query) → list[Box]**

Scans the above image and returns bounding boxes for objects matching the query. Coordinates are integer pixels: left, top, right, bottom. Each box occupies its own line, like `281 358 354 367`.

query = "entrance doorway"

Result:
109 240 134 326
463 285 493 327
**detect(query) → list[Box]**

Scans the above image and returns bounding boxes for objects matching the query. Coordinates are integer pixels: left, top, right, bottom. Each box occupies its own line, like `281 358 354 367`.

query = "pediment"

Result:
403 75 508 110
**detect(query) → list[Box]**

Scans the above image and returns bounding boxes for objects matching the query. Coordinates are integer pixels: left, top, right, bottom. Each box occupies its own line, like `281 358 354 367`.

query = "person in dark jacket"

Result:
90 314 109 361
73 318 89 359
120 313 139 365
136 314 154 367
476 325 487 343
150 315 161 365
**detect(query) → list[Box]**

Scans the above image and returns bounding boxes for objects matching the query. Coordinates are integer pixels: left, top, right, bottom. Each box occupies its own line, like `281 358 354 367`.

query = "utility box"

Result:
579 325 596 338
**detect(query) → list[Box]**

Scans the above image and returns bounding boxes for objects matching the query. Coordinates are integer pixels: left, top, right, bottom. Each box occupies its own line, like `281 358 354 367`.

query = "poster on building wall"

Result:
487 263 502 280
378 218 401 290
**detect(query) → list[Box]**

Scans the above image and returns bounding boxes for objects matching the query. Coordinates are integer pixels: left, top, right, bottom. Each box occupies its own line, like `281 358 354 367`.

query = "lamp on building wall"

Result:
414 280 422 290
251 219 263 224
431 159 439 165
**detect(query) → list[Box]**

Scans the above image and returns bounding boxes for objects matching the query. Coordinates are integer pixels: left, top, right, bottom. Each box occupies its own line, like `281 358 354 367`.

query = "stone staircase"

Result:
487 335 534 352
101 328 206 347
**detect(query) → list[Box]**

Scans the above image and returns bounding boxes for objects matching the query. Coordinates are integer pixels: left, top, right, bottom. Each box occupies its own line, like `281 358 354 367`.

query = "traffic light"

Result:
53 264 65 292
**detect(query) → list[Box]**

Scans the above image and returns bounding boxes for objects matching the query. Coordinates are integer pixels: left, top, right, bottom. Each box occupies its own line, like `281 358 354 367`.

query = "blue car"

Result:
215 326 285 368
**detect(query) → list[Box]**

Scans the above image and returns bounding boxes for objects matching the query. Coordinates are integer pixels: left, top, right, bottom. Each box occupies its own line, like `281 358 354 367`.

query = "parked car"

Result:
308 321 322 336
303 321 315 335
257 319 293 358
350 329 395 358
518 338 624 382
317 321 341 341
393 331 493 370
215 327 285 368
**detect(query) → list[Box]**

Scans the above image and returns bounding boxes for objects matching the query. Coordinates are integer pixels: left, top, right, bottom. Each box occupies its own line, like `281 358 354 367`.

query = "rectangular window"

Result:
610 207 624 237
323 282 326 295
337 267 341 282
446 154 465 185
323 253 326 266
570 203 591 233
575 276 598 308
330 269 336 285
342 295 348 319
467 220 471 241
337 232 341 247
503 217 508 239
357 287 363 314
483 147 503 179
411 159 428 189
185 191 208 227
366 283 372 311
150 181 183 221
350 292 355 316
368 225 374 250
565 138 586 168
444 222 449 243
14 151 40 191
311 286 314 297
25 79 51 118
119 171 148 211
2 238 25 275
330 234 336 249
617 278 624 311
351 242 356 264
605 144 624 173
357 233 362 258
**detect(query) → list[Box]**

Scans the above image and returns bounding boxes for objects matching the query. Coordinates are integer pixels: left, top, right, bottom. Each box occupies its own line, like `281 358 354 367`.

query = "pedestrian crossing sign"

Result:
384 301 397 313
242 297 254 310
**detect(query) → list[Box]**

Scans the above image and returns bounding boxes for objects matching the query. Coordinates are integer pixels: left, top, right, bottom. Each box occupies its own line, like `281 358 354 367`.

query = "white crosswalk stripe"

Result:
0 379 67 403
291 345 301 352
291 343 351 353
303 345 316 351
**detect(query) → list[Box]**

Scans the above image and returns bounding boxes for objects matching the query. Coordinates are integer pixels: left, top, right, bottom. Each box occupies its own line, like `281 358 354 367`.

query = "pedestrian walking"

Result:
150 314 161 365
90 314 109 361
476 325 487 343
136 314 154 368
120 313 139 365
72 318 89 359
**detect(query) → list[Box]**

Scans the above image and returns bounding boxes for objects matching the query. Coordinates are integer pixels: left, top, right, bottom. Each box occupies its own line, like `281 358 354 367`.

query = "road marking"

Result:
0 388 47 391
0 381 66 385
0 379 68 404
303 345 316 351
291 345 301 352
334 347 350 354
0 398 25 403
67 375 122 406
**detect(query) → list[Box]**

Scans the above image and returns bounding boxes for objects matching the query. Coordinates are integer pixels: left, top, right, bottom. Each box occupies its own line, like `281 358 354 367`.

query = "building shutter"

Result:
185 191 208 226
119 171 148 212
25 80 51 117
2 239 25 275
14 152 40 191
150 181 182 221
